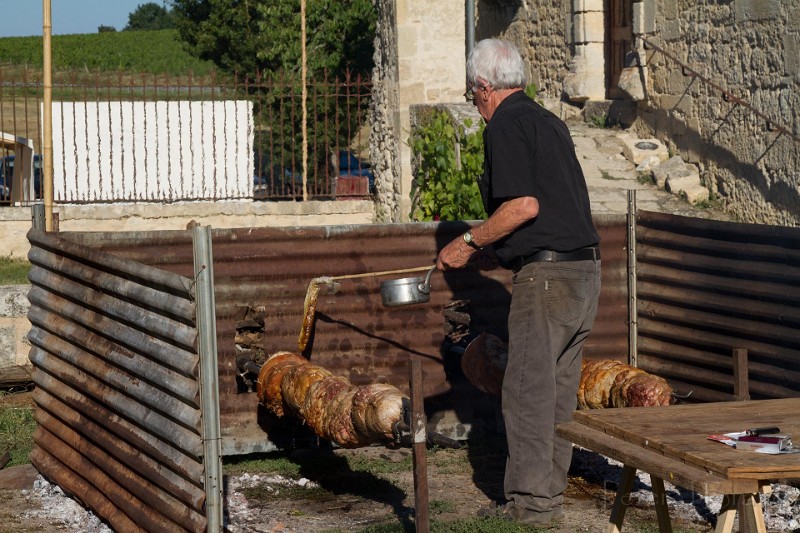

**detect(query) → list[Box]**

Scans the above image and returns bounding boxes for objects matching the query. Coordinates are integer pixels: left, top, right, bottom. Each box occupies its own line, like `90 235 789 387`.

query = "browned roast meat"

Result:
324 388 365 448
281 364 332 416
256 351 408 448
351 383 406 441
579 359 672 409
257 352 309 417
619 372 673 407
302 375 352 437
580 360 627 409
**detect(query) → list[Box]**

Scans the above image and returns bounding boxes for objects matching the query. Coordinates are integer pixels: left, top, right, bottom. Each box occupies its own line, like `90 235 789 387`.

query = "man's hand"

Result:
436 237 475 271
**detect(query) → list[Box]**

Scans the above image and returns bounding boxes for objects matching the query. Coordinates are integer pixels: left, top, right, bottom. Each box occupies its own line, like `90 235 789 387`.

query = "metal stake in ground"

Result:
409 357 429 533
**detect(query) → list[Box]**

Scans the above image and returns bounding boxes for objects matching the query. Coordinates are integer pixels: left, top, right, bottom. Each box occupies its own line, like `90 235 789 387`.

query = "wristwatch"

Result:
463 231 480 249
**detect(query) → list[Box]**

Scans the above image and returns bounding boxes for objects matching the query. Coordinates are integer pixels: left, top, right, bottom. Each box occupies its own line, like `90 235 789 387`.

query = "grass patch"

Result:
637 172 656 185
0 392 36 466
0 257 30 285
334 516 558 532
429 500 456 514
241 481 336 505
225 448 411 506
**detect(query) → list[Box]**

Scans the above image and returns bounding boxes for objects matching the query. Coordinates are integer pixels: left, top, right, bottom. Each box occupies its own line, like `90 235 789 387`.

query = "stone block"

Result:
0 286 29 317
653 156 695 189
632 0 656 34
735 0 781 22
618 66 645 100
582 42 606 65
582 100 638 128
0 325 15 367
574 12 605 43
620 137 669 165
573 0 604 13
667 173 710 204
563 69 606 102
785 33 800 76
660 94 694 115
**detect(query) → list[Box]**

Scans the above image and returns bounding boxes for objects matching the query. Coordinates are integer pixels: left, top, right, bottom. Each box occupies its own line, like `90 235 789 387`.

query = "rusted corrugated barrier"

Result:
26 229 207 532
59 218 628 452
635 211 800 402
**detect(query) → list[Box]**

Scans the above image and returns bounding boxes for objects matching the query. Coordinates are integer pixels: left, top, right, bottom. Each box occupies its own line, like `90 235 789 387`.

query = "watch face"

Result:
464 232 472 243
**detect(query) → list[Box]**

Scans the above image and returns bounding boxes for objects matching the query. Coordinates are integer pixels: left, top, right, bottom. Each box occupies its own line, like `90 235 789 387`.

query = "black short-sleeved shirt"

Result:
478 91 599 267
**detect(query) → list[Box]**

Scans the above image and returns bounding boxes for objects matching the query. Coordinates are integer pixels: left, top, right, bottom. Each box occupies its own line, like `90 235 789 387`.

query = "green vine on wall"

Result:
408 109 486 221
408 85 539 222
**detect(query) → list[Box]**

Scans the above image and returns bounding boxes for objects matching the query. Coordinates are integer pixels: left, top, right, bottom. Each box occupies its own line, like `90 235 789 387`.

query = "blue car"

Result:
0 154 42 202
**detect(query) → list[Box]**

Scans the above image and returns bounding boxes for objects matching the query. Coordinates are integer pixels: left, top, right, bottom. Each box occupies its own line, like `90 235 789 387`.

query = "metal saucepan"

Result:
380 266 438 307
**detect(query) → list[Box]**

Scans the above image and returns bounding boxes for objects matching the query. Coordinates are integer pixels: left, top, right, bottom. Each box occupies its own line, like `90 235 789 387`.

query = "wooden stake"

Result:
409 358 429 533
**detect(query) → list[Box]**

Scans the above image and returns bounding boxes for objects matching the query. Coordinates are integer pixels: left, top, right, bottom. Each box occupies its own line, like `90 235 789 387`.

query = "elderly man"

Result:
436 38 601 528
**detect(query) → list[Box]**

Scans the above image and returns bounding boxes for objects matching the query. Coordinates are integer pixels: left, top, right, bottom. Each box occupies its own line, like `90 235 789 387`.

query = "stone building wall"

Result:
370 0 466 222
634 0 800 225
469 0 799 225
476 0 572 98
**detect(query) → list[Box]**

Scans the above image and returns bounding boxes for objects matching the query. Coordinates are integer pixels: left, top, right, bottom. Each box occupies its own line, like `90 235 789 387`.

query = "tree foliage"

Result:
169 0 377 197
169 0 375 81
126 2 175 31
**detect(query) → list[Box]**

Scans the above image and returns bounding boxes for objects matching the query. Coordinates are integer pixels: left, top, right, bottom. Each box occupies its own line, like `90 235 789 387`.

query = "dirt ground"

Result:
1 390 796 533
222 444 697 533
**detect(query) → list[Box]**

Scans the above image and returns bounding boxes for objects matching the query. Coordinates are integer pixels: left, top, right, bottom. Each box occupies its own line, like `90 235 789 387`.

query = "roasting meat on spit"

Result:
577 359 672 408
460 332 673 408
256 351 407 448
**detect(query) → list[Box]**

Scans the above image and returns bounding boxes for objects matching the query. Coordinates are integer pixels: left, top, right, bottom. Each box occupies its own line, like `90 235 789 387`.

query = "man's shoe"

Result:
477 502 510 519
477 502 559 528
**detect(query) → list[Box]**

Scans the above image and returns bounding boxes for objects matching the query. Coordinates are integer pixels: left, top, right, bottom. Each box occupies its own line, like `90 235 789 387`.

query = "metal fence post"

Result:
192 225 223 532
627 190 638 367
32 204 46 231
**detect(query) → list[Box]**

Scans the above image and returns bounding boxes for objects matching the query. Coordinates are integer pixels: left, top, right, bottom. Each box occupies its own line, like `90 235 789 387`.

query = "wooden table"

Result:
557 398 800 533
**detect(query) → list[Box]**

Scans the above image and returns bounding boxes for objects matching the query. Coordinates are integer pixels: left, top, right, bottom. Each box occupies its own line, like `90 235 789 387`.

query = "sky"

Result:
0 0 153 37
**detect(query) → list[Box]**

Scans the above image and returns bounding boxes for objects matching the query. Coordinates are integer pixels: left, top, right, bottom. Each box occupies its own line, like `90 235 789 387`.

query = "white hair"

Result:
466 39 527 89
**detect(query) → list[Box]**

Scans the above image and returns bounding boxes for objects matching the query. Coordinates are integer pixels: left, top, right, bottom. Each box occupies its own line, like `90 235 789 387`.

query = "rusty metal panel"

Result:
61 217 630 453
635 210 800 402
27 229 207 532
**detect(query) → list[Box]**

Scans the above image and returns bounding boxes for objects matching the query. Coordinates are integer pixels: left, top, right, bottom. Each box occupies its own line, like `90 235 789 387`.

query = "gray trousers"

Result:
502 258 601 519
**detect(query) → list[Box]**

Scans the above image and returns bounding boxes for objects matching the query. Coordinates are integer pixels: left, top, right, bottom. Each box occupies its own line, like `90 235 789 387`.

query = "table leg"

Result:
651 476 673 533
715 493 767 533
715 495 738 533
607 465 637 533
739 493 767 533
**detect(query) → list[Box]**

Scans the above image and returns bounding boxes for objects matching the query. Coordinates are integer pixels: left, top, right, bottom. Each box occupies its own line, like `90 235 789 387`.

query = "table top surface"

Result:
567 397 800 480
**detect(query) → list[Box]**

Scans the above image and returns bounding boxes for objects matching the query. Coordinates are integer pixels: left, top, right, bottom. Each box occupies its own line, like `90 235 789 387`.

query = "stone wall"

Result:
0 200 376 259
469 0 800 225
0 285 30 369
634 0 800 225
370 0 466 222
476 0 572 98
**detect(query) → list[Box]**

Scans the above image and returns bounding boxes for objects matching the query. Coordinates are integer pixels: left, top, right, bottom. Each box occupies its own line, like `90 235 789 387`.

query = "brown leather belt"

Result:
511 246 600 273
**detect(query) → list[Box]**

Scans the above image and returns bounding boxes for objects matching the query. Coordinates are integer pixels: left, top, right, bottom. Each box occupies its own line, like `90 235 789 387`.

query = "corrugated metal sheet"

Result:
635 211 800 402
26 229 207 533
61 217 629 451
42 212 800 460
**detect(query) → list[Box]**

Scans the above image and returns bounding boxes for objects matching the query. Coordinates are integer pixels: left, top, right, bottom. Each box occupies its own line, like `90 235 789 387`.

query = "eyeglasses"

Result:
463 83 489 101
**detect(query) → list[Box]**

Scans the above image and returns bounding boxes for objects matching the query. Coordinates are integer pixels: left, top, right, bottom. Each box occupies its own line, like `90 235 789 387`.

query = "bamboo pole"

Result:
42 0 53 231
300 0 308 201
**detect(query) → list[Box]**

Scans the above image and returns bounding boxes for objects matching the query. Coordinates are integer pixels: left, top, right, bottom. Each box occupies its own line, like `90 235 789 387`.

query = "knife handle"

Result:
745 426 780 436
